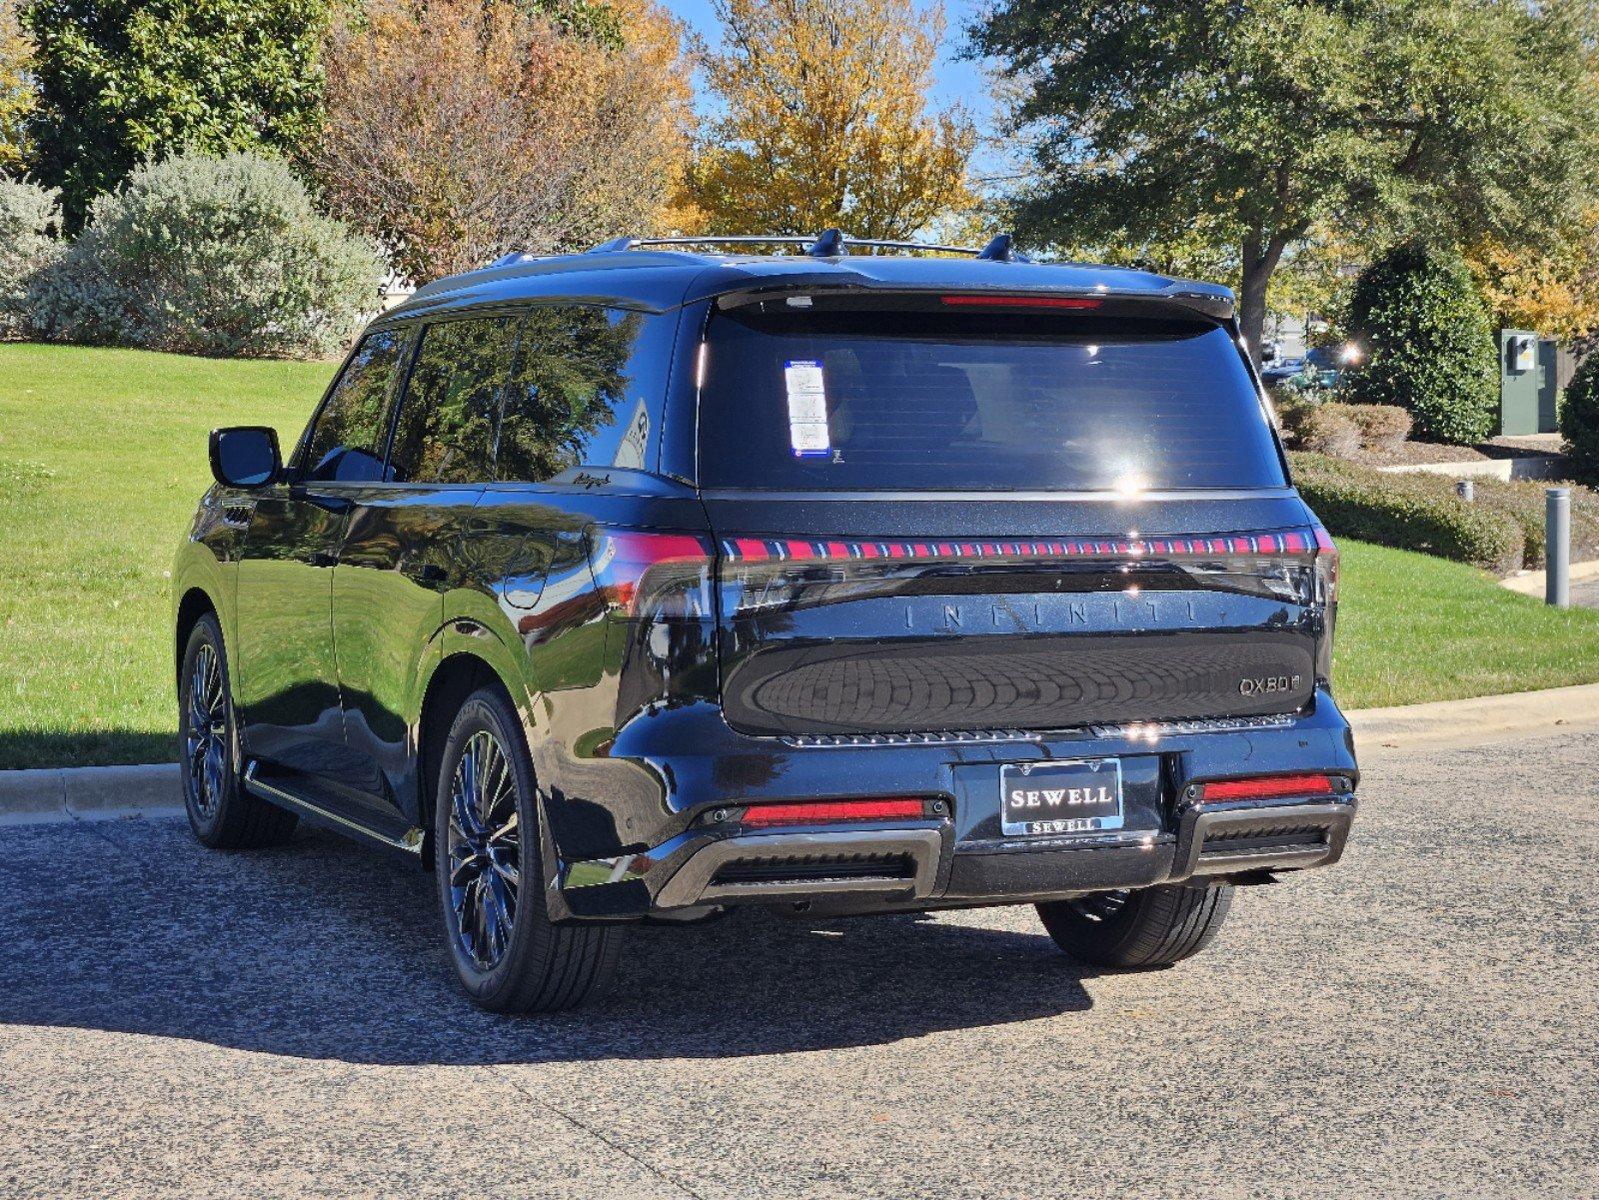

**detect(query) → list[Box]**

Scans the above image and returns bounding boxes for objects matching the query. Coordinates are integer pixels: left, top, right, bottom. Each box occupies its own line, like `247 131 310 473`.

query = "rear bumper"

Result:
552 688 1358 921
559 789 1357 921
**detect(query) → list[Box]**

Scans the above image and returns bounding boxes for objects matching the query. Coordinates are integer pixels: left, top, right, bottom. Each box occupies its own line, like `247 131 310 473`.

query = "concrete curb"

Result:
7 681 1599 821
0 763 180 824
1348 682 1599 750
1499 559 1599 597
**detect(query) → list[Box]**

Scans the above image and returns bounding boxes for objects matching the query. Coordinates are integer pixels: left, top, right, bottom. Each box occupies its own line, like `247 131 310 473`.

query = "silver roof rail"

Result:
582 230 1030 261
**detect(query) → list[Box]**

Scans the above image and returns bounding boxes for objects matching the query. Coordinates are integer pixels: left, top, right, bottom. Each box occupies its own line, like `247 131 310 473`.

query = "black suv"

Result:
174 231 1357 1012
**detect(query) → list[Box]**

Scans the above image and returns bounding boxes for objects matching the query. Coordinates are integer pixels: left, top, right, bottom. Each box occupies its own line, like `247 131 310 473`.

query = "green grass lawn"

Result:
2 342 1597 769
1332 540 1599 708
0 344 332 769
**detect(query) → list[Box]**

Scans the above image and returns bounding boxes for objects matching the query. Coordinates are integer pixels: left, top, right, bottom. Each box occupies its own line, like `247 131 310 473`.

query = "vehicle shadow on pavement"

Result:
0 819 1102 1065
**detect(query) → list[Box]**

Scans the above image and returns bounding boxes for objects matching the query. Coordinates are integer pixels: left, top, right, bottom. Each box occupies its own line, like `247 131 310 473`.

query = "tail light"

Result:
587 529 717 722
590 530 713 620
1312 522 1339 683
1197 774 1335 802
715 530 1321 609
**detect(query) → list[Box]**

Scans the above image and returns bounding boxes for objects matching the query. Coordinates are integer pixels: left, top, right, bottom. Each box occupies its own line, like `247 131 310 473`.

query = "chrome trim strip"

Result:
1174 798 1356 879
1088 715 1298 739
698 487 1298 503
779 729 1038 748
777 715 1298 748
655 829 943 909
243 762 424 857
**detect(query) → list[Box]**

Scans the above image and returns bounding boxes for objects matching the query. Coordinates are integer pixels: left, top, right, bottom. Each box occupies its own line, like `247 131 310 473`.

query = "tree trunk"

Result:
1238 233 1287 368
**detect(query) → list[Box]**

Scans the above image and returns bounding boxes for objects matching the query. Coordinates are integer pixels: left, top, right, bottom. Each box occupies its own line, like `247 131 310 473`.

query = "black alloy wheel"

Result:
178 613 298 849
433 687 621 1012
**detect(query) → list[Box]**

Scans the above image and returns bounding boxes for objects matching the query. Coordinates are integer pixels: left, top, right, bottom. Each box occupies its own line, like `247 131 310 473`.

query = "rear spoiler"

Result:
697 280 1236 324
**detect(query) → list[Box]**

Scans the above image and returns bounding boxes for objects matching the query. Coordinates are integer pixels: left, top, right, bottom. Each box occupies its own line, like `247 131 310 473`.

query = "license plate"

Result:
1000 759 1124 836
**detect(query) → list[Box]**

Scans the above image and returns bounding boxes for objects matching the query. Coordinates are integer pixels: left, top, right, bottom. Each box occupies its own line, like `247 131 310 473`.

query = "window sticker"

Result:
784 359 830 457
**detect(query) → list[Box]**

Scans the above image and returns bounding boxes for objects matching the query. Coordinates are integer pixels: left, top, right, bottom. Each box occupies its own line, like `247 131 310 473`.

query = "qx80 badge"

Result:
1239 674 1303 696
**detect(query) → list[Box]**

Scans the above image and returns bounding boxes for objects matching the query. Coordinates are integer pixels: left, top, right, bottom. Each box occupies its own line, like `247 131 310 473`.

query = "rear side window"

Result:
388 317 515 484
496 305 671 483
301 328 410 483
696 299 1286 491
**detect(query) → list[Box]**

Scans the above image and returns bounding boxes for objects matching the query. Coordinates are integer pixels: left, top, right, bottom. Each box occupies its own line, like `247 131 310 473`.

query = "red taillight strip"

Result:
1197 774 1335 802
940 294 1104 310
740 799 928 826
719 530 1317 563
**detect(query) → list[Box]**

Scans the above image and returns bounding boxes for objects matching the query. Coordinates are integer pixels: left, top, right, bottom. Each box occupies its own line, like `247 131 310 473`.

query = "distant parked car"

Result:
173 230 1358 1013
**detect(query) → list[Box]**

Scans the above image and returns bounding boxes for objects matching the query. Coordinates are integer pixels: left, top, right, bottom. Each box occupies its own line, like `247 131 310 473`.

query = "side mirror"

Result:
210 426 282 488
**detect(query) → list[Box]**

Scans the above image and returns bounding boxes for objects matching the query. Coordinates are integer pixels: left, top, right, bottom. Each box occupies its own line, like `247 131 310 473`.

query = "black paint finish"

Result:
173 244 1358 927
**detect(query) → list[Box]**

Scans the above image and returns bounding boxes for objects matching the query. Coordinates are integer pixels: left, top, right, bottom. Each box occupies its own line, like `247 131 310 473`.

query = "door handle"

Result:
309 551 338 568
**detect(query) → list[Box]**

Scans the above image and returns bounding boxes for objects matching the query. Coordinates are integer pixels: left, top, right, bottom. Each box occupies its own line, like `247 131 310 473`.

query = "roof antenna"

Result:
977 234 1028 263
807 228 847 258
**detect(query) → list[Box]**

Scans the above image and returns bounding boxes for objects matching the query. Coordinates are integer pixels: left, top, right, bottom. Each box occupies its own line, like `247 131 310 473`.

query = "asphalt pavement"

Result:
2 727 1596 1199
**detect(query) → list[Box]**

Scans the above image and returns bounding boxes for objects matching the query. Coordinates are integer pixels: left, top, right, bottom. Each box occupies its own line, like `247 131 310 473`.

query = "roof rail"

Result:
582 229 1030 261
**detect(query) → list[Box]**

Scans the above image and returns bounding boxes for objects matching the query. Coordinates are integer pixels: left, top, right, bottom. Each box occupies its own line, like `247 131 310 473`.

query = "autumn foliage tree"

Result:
0 0 34 173
309 0 692 283
1464 212 1599 344
684 0 976 239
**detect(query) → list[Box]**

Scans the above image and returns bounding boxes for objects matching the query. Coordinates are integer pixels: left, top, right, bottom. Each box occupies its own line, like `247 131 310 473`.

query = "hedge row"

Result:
1287 452 1599 574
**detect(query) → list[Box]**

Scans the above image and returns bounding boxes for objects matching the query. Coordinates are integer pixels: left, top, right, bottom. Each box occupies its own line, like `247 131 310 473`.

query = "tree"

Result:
972 0 1599 362
1344 242 1497 445
684 0 977 239
0 0 33 172
20 0 329 225
309 0 692 283
1464 211 1599 345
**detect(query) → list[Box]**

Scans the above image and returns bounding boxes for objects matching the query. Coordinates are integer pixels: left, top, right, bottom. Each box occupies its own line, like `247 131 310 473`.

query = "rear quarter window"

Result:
496 305 676 483
696 300 1285 492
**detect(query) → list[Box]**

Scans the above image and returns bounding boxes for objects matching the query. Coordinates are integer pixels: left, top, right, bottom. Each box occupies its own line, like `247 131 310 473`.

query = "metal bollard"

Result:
1547 487 1571 608
1456 479 1475 503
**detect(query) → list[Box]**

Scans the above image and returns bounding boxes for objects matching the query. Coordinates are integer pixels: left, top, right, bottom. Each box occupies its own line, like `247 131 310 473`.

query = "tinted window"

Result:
301 329 410 483
388 317 514 484
496 305 667 483
697 301 1286 491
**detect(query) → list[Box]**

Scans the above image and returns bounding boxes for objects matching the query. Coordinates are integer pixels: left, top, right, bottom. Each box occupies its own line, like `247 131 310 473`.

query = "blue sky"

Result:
656 0 996 132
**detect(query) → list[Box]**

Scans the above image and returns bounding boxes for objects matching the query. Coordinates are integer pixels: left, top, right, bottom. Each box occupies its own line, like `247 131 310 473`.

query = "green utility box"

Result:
1499 329 1559 435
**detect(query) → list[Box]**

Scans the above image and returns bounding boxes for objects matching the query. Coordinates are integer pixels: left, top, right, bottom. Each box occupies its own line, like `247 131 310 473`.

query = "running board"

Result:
243 762 424 857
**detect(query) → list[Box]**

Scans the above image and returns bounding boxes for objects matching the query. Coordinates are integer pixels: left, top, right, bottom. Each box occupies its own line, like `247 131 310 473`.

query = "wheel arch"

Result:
174 587 220 681
413 636 532 850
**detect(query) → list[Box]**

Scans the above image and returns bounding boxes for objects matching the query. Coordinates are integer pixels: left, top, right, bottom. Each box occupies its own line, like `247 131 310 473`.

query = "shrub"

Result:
0 177 61 335
1289 452 1523 573
1470 476 1599 570
1344 242 1498 445
27 150 383 358
1297 404 1361 457
1342 403 1412 451
1563 355 1599 483
1268 389 1317 446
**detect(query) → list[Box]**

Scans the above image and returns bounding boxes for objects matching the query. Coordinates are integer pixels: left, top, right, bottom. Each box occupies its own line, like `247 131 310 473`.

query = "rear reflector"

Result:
740 799 927 827
940 294 1103 310
1198 774 1335 802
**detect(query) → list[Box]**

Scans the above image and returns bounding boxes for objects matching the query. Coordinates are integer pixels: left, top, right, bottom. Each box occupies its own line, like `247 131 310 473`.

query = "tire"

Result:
1037 882 1234 969
433 686 621 1013
178 613 298 849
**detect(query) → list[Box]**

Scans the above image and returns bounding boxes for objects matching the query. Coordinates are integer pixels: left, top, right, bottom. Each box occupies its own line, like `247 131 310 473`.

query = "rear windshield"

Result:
696 299 1286 491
